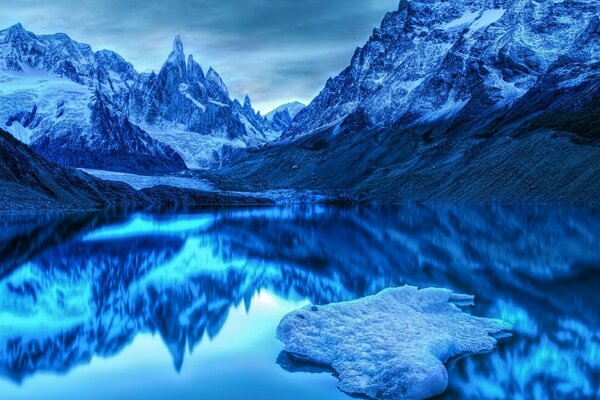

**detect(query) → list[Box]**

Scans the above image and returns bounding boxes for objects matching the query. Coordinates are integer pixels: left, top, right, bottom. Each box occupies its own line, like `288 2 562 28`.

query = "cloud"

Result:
1 0 398 112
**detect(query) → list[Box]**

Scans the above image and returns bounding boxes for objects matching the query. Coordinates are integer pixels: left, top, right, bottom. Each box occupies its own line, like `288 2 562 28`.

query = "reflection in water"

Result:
0 205 599 399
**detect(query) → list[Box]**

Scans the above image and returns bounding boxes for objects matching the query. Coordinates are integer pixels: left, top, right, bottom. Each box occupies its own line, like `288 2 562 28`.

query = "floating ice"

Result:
277 286 511 400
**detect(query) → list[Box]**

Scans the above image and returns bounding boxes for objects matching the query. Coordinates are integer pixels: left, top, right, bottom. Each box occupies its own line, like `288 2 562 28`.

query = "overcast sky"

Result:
1 0 398 113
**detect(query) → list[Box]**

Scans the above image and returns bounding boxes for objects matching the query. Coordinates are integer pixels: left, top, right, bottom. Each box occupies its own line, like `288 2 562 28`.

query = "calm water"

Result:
0 205 599 400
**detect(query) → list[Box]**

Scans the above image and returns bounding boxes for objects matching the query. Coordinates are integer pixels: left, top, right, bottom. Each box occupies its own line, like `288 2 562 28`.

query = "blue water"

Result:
0 204 599 399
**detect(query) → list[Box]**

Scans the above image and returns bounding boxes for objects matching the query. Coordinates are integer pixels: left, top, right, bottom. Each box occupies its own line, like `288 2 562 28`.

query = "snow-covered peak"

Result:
3 23 26 35
243 95 253 110
266 101 305 121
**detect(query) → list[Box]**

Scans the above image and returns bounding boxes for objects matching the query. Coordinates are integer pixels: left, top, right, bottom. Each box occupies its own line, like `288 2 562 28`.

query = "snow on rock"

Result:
277 286 511 400
266 101 306 121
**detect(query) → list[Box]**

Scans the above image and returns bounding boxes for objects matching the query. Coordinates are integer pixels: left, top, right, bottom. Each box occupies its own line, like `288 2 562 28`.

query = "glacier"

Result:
277 286 511 400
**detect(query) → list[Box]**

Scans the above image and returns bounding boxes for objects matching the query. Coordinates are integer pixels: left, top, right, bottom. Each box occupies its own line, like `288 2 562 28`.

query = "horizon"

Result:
0 0 398 113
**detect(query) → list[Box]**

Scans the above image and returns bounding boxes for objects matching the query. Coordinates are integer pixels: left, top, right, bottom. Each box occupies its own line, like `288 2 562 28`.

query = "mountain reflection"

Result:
0 205 599 399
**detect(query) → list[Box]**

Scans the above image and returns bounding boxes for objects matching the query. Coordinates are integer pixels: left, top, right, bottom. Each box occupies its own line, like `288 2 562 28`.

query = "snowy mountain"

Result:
285 0 599 139
0 25 287 172
265 101 306 133
266 101 305 121
223 0 600 202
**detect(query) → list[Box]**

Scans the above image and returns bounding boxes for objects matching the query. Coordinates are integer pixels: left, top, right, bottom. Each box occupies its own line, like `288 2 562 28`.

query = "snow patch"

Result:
80 168 214 191
420 99 469 123
470 9 506 32
178 83 206 112
139 123 246 170
440 11 479 30
208 100 229 108
3 121 32 144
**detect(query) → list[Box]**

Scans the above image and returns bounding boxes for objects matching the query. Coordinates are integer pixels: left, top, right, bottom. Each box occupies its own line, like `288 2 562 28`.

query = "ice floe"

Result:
277 286 511 400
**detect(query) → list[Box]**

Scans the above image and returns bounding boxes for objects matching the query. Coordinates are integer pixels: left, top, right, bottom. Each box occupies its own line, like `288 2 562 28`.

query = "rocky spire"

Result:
243 95 253 111
164 34 186 79
173 34 184 56
206 67 229 97
186 54 205 83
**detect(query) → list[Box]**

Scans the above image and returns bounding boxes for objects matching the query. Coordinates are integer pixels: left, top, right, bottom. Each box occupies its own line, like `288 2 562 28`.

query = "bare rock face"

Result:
277 286 511 400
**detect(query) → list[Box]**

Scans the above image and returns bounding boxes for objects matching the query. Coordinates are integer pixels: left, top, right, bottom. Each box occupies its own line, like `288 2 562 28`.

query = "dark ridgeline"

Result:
0 127 273 213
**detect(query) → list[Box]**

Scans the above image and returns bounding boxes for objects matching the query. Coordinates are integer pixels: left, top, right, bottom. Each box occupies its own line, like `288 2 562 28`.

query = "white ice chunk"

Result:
277 286 511 400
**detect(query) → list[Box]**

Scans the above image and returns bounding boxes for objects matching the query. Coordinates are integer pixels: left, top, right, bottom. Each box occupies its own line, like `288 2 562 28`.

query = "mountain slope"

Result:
0 127 273 213
222 0 600 203
0 127 143 211
284 0 599 139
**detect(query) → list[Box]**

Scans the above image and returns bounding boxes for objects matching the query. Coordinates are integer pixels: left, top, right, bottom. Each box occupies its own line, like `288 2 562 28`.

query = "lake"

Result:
0 204 599 399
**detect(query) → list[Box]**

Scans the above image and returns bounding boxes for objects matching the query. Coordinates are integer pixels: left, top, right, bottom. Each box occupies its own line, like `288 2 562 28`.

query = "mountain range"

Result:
0 25 298 173
1 0 600 205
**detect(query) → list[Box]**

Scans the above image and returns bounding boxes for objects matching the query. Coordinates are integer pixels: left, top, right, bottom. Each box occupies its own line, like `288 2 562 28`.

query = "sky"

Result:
0 0 398 113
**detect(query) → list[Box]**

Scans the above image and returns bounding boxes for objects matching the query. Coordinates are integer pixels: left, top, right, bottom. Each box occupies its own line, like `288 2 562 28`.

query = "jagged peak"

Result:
207 67 219 78
397 0 409 11
186 54 205 82
173 34 184 54
243 95 252 109
1 23 30 40
160 34 186 77
5 23 25 32
206 67 229 96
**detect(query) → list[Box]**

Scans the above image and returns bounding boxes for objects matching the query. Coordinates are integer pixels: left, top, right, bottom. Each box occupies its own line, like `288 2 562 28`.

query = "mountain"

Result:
284 0 599 139
222 0 600 203
135 36 294 168
266 101 306 133
0 24 186 174
266 101 305 121
0 127 272 213
0 25 289 173
0 126 143 211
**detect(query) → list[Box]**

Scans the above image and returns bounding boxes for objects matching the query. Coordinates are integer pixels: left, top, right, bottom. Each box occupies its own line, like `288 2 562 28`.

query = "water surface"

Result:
0 205 598 399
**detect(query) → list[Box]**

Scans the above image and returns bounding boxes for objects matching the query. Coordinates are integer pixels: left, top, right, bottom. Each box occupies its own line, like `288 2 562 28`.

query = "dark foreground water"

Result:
0 205 599 400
